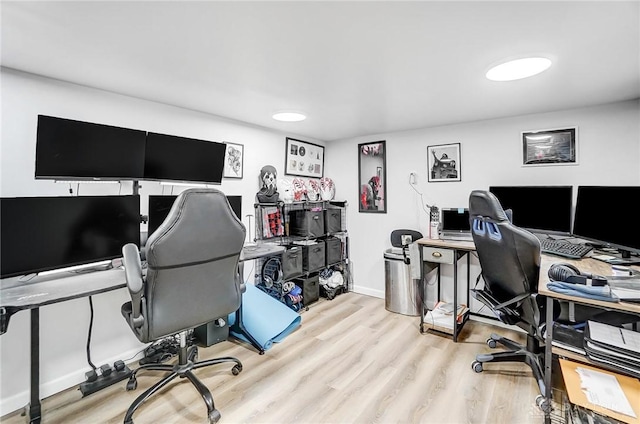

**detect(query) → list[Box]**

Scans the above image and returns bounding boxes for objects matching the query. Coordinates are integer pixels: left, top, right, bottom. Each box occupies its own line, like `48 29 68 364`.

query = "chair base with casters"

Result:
471 332 550 412
124 331 242 424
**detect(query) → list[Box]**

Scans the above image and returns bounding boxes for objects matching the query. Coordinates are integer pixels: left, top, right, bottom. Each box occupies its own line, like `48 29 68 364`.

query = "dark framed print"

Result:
358 140 387 213
285 137 324 177
223 142 244 179
427 143 461 182
522 127 577 166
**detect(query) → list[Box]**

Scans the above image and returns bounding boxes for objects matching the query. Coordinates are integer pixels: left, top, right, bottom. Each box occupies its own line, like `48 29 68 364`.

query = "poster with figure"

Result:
224 142 244 179
427 143 461 182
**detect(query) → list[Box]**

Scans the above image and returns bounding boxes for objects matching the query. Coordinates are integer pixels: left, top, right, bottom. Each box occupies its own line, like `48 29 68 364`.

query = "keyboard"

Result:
540 239 593 259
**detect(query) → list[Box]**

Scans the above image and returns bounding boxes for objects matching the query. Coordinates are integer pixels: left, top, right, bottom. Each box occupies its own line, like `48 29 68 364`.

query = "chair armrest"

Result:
122 243 144 328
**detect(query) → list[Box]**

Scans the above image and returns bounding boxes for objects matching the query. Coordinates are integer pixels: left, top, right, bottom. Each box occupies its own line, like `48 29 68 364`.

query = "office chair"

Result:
121 188 245 424
468 190 552 410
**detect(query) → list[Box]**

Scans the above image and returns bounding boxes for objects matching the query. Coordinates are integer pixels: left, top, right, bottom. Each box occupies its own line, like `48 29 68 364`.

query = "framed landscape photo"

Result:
223 142 244 179
285 137 324 178
522 127 577 166
427 143 461 182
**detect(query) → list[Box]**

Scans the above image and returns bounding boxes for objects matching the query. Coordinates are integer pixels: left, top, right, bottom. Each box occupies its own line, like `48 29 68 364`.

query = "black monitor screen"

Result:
144 132 225 184
148 195 241 236
441 208 470 232
489 185 573 234
35 115 146 180
1 195 140 278
573 186 640 256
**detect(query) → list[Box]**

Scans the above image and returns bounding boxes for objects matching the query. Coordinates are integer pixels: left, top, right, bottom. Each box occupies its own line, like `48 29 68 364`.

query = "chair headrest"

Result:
469 190 510 222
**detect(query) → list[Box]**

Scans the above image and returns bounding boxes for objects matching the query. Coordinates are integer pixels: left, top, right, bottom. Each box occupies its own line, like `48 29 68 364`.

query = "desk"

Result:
416 238 476 342
0 243 285 423
539 255 640 423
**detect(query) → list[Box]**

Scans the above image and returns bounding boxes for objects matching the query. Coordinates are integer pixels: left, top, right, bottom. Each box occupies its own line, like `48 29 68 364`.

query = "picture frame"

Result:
522 127 577 166
358 140 387 213
427 143 461 182
285 137 324 178
223 142 244 179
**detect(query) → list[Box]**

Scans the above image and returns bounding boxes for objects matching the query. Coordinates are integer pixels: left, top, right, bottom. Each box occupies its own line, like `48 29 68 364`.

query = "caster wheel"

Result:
486 338 497 349
232 364 242 375
535 395 552 413
259 350 265 355
209 409 221 424
126 377 137 391
472 361 483 373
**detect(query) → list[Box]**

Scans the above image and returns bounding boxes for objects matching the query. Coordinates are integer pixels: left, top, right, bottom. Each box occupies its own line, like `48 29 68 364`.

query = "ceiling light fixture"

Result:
272 111 306 122
486 57 552 81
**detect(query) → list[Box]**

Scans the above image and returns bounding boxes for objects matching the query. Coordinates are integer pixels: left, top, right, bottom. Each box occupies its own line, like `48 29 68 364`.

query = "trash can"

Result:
384 247 420 316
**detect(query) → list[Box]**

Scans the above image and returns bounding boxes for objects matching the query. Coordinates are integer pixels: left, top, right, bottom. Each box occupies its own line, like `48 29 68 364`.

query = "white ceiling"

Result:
2 1 639 142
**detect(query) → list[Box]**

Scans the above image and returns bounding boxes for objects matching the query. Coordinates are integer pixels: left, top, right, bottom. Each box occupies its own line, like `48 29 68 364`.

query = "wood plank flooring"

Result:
2 292 546 424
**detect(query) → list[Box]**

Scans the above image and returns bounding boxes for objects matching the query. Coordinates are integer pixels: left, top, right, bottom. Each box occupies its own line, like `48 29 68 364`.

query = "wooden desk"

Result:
539 255 640 423
416 238 476 342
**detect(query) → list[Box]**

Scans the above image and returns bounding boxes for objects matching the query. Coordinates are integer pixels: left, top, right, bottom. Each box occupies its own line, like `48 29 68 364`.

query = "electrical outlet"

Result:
409 172 417 185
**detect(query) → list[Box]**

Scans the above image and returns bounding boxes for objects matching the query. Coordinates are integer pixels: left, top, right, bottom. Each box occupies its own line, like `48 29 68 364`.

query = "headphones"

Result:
548 263 607 286
262 257 283 288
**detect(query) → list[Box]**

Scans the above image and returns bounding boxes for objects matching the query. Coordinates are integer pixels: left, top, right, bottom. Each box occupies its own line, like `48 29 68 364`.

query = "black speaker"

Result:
548 263 607 286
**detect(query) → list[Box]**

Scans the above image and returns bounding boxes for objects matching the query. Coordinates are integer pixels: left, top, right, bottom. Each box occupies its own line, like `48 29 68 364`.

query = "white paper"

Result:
576 367 636 418
588 321 640 354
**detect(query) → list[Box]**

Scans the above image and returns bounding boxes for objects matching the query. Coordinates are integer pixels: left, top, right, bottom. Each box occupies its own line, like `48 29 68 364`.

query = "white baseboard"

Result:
0 347 144 417
352 285 384 299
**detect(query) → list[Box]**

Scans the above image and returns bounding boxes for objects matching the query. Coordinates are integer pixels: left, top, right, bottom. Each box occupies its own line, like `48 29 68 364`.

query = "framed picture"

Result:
427 143 461 182
358 140 387 213
285 137 324 178
223 142 244 179
522 127 577 166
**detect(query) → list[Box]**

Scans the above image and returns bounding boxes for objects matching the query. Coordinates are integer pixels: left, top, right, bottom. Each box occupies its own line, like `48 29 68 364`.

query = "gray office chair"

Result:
468 190 552 410
121 188 245 424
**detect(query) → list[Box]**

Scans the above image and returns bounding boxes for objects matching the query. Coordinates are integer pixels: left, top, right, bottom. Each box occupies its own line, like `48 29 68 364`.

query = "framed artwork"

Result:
223 142 244 179
522 127 577 166
427 143 461 182
358 140 387 213
285 137 324 178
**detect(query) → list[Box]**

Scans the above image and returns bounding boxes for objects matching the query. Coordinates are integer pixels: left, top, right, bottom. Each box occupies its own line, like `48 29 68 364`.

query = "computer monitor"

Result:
35 115 147 180
488 185 573 235
148 194 242 236
0 195 141 278
573 186 640 259
144 132 226 184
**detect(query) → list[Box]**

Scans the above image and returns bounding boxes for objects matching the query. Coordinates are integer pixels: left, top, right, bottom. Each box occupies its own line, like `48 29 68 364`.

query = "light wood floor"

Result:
2 292 548 424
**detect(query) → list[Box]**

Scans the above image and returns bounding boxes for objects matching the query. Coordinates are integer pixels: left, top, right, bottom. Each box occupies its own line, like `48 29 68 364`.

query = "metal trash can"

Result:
384 247 420 316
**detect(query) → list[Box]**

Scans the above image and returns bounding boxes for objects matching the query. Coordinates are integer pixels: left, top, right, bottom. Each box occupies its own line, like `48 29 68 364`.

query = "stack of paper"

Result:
423 301 469 334
584 321 640 379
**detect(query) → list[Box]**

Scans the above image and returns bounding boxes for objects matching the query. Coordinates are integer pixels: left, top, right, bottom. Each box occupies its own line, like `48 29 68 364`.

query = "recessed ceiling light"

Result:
272 111 306 122
486 57 552 81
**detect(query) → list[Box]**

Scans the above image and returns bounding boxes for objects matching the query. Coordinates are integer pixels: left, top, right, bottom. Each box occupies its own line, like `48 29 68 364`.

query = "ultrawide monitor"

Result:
1 195 140 278
573 186 640 258
35 115 146 180
144 132 226 184
489 185 573 235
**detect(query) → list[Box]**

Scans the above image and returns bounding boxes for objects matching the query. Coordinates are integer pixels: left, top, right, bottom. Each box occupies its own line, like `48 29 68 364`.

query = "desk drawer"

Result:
423 246 454 264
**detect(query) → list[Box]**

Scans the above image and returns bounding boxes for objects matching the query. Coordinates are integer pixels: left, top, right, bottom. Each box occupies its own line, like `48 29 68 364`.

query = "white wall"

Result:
0 68 324 415
325 99 640 304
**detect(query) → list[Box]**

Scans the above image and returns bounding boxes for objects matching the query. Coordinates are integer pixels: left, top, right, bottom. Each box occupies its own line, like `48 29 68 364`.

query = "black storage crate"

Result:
294 274 320 306
325 237 342 265
282 246 303 280
300 242 326 272
324 208 342 234
289 210 325 237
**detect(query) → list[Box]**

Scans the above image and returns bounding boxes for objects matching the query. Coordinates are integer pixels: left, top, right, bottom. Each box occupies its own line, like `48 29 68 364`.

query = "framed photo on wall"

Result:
223 142 244 179
522 127 577 166
285 137 324 178
427 143 461 182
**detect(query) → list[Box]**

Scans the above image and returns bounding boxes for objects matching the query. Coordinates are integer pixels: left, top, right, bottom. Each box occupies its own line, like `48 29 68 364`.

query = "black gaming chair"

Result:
468 190 551 408
121 188 245 424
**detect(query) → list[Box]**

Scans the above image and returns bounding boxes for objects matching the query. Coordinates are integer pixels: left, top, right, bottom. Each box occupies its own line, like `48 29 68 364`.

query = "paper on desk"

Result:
576 367 637 418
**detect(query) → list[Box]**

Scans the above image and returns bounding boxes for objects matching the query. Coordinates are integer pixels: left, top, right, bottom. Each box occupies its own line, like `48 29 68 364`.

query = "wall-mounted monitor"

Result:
35 115 146 180
488 185 573 235
573 186 640 260
1 195 140 278
147 194 242 236
144 132 226 184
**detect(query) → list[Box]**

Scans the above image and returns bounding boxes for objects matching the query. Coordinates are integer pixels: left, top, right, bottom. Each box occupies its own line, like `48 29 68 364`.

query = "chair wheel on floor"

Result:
126 376 137 391
535 395 552 413
209 409 221 424
486 338 497 348
472 361 483 373
232 364 242 375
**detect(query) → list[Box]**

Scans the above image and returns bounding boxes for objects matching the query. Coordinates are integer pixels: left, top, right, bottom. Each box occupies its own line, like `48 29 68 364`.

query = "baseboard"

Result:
0 347 144 417
352 285 384 299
